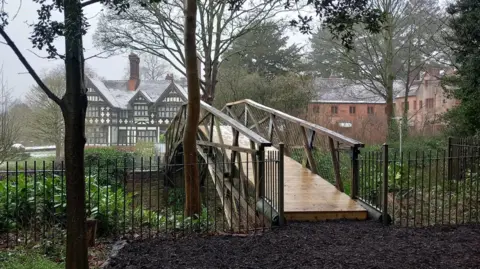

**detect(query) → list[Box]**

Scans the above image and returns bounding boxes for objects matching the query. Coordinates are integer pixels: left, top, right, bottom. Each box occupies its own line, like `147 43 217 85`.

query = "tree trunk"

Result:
384 10 395 139
183 0 202 216
203 56 213 105
64 0 88 268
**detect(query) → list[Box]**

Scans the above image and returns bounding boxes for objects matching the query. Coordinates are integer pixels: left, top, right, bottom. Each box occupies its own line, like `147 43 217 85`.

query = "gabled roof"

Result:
86 76 185 109
312 78 406 104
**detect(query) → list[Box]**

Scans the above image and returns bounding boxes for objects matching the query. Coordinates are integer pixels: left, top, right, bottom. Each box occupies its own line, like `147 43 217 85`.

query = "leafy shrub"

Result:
388 135 448 154
0 173 214 237
85 147 135 186
0 173 136 235
134 141 156 158
85 147 134 161
158 134 166 143
0 250 63 269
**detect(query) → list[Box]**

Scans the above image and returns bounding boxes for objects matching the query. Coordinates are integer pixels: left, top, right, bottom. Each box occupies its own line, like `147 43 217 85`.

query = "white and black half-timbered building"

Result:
84 53 188 146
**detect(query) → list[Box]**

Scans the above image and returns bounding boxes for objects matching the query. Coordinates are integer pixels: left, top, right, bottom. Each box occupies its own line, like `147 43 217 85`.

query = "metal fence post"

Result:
382 143 389 225
258 145 265 199
278 143 285 226
351 145 360 199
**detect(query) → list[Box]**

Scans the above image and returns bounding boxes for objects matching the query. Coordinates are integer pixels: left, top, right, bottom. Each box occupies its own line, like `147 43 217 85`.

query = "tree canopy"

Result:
442 0 480 136
222 21 305 78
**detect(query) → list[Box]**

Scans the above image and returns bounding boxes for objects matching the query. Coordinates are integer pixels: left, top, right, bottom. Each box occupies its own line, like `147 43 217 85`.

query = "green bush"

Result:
159 134 166 143
0 173 214 237
135 141 156 158
388 135 448 154
85 147 135 186
0 173 137 235
0 250 63 269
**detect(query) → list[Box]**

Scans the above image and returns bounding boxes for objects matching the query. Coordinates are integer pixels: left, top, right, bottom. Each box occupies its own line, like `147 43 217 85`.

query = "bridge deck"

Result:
200 126 367 221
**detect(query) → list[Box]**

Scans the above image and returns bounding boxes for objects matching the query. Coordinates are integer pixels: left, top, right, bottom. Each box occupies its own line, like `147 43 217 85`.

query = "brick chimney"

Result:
128 52 140 91
165 73 174 81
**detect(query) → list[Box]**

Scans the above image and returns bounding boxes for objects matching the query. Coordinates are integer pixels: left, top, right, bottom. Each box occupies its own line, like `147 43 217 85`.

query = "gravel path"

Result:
105 221 480 269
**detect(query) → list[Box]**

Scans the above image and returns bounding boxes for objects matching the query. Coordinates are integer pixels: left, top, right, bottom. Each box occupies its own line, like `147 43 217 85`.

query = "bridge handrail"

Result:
224 99 363 147
165 101 271 147
200 101 271 146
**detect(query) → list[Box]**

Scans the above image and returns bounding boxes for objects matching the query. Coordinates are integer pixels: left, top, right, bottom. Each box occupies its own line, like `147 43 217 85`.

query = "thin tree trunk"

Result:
384 9 395 138
64 0 88 268
183 0 202 216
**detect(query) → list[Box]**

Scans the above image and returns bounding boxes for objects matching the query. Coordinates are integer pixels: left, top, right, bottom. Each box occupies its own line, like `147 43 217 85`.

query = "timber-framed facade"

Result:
84 53 187 146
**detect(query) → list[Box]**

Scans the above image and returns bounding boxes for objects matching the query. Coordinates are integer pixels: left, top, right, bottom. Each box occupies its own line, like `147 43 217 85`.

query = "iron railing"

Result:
0 154 284 249
358 144 480 227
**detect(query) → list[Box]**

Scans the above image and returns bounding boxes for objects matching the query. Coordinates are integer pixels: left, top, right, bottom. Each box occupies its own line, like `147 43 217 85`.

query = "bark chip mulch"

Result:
105 221 480 269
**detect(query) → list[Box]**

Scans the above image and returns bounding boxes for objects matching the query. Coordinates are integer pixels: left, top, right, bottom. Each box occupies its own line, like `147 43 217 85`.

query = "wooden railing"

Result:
164 101 276 230
223 99 364 198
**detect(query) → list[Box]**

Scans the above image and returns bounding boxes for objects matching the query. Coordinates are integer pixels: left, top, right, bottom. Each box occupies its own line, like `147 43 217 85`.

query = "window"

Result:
313 106 319 113
338 122 352 128
118 130 130 145
87 95 101 102
367 106 374 114
158 106 180 118
419 100 423 108
426 98 434 108
136 130 157 143
164 97 182 103
331 106 338 114
86 126 108 145
134 104 148 116
111 111 118 124
349 106 356 114
120 110 128 118
413 101 417 110
86 106 99 118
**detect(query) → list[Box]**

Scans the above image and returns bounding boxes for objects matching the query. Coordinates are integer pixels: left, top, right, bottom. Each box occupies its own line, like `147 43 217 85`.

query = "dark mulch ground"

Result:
105 221 480 269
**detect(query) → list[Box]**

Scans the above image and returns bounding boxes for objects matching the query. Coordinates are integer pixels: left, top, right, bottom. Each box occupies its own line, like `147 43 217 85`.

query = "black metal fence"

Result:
358 144 480 227
0 153 284 249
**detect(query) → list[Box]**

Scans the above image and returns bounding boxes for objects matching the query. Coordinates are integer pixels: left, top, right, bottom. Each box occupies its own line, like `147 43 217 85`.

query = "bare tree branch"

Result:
0 28 63 107
81 0 101 7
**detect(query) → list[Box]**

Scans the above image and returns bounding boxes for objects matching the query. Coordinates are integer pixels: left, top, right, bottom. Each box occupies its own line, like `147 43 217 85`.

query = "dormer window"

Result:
134 104 148 116
158 106 180 119
87 95 101 102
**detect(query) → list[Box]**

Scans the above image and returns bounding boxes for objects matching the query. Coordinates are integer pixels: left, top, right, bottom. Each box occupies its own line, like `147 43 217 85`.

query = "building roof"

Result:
87 76 187 109
312 78 406 104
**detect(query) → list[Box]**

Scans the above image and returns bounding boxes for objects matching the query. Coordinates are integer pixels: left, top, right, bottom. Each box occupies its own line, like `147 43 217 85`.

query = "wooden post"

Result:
278 143 285 226
329 137 344 192
382 143 389 225
351 145 360 199
300 126 317 174
86 218 98 247
268 114 274 142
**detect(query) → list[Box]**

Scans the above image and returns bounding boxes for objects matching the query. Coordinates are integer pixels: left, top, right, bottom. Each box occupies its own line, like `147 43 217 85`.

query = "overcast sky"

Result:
0 2 131 101
0 1 311 102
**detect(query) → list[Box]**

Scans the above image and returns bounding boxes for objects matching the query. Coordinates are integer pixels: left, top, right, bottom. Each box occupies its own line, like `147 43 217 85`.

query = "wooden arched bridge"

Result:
164 99 367 231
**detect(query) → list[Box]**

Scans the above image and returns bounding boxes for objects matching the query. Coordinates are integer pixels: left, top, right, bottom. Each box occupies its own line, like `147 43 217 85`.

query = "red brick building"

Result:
394 68 458 135
307 78 405 144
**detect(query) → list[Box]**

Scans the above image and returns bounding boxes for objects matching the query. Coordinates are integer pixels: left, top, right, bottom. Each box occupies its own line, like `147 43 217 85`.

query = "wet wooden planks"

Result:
199 125 367 221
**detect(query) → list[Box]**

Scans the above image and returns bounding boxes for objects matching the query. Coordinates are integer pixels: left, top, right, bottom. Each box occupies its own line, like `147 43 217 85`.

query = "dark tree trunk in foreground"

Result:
183 0 202 216
63 0 88 268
